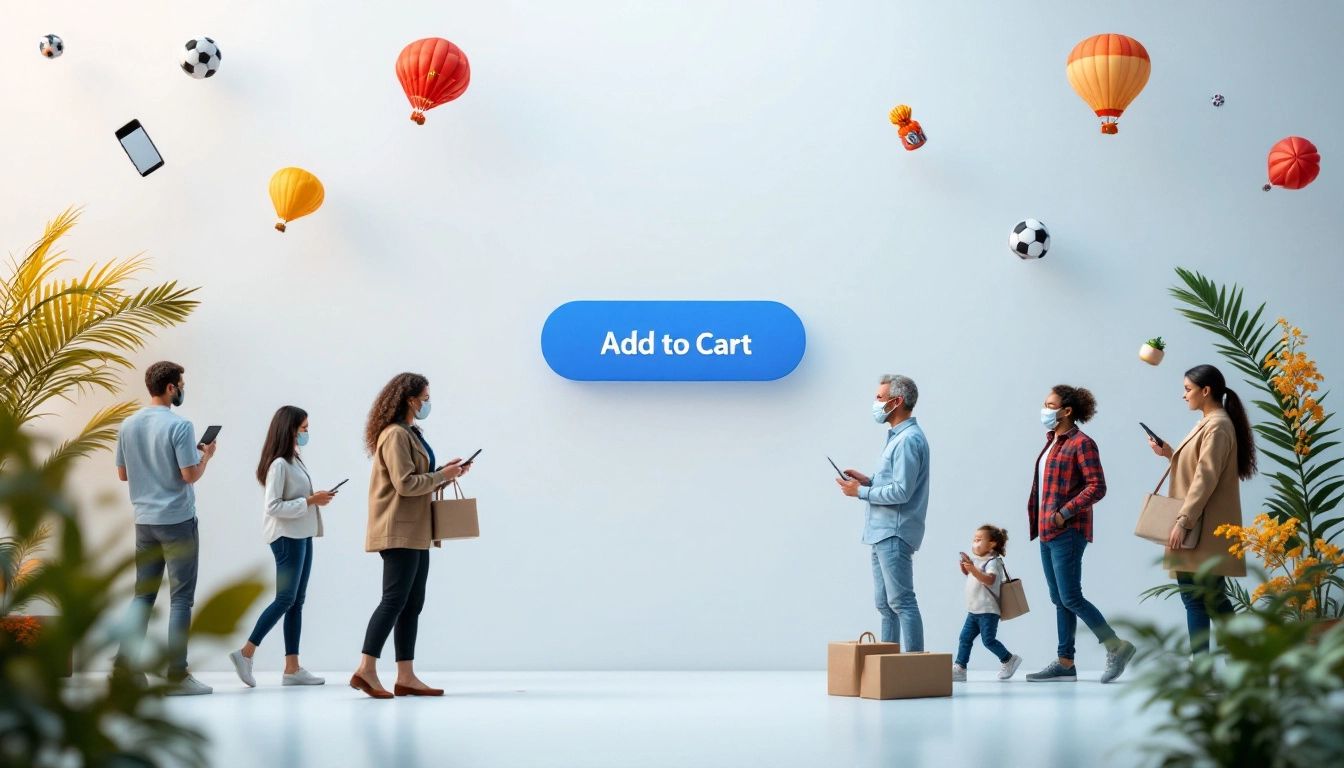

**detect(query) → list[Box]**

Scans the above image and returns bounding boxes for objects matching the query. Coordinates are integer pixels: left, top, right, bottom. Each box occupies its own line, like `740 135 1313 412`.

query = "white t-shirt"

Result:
1037 451 1048 515
964 554 1004 615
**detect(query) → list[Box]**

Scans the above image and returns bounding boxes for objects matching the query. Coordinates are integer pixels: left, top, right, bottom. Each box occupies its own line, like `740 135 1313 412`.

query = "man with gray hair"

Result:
837 374 930 651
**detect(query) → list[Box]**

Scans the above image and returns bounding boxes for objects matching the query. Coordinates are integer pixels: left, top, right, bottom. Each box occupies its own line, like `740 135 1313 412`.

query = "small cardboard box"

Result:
827 633 900 696
859 652 953 700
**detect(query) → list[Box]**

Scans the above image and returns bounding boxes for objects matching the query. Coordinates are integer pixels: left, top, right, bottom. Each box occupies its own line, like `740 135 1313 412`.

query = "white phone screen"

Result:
119 126 163 175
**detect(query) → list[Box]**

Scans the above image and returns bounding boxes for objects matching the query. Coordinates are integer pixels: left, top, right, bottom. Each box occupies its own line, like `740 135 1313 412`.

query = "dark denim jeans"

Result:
1176 572 1235 654
117 518 199 679
955 612 1012 666
247 536 314 656
1040 528 1117 660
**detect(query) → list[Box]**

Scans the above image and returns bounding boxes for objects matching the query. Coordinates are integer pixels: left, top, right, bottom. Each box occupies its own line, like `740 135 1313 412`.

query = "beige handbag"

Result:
430 481 479 541
994 558 1030 621
1135 468 1199 548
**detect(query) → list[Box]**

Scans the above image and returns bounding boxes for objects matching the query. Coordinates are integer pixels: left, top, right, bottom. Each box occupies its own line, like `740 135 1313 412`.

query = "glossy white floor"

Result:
137 670 1162 767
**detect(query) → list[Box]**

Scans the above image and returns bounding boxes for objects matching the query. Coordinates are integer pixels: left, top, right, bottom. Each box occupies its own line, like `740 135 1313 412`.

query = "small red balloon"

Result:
1265 136 1320 191
396 38 470 125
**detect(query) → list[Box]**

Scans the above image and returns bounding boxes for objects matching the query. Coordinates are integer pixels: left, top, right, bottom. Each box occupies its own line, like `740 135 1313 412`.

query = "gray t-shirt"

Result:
115 406 200 525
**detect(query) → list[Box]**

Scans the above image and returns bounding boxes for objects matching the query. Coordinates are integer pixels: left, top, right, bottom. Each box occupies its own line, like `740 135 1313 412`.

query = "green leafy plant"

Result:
1171 268 1344 617
1145 336 1166 350
1123 581 1344 768
1 211 261 766
0 207 199 468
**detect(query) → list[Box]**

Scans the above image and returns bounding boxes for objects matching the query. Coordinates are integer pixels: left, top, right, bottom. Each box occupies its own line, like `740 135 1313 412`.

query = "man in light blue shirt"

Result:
837 374 930 651
112 361 217 695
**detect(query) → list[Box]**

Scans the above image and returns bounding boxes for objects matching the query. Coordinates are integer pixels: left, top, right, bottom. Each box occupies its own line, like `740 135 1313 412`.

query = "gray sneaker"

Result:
228 650 256 688
165 673 213 696
282 668 326 686
998 654 1023 680
1100 640 1137 684
1025 661 1077 682
952 664 967 682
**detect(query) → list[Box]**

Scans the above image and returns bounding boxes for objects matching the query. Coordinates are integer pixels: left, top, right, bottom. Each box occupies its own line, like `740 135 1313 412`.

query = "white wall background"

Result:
3 1 1341 672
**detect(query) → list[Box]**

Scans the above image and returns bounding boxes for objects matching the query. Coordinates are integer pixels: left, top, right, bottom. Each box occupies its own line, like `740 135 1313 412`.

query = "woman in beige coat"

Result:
349 373 469 699
1148 364 1257 654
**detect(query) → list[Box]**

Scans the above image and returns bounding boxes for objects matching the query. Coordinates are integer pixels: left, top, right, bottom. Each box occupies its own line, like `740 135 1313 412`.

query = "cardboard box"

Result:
859 652 953 700
827 633 900 696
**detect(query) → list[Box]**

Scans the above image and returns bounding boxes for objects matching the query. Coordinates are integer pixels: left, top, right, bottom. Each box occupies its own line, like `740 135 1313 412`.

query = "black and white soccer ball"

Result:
181 37 222 79
39 34 64 59
1211 94 1225 107
1009 219 1050 259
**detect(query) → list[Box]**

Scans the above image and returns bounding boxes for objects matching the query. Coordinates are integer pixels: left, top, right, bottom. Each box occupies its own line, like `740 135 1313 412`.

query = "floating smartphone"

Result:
1139 422 1165 448
826 456 848 480
115 119 165 176
197 425 222 446
329 479 349 493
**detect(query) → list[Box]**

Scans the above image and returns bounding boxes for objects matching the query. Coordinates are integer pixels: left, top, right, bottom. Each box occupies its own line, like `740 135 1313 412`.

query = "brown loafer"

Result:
349 674 394 699
394 684 444 697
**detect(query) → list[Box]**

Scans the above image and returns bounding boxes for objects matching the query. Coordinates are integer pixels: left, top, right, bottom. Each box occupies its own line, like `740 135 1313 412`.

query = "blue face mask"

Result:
297 431 309 447
416 400 432 421
171 382 185 408
1040 407 1059 429
873 399 893 424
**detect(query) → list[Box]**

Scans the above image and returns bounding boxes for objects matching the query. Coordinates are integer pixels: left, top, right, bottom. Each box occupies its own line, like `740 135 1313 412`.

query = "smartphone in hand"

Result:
329 479 349 493
1139 422 1164 448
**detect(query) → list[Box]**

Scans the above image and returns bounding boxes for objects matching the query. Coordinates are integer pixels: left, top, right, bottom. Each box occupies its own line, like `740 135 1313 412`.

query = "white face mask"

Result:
1040 407 1059 429
416 399 432 421
873 399 894 424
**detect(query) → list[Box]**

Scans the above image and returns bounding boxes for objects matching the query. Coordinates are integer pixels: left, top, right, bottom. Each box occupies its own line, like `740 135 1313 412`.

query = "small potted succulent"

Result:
1139 336 1166 366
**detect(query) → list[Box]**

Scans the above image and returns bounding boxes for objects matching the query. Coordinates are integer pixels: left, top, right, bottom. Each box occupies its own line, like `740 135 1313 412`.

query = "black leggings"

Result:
361 548 430 661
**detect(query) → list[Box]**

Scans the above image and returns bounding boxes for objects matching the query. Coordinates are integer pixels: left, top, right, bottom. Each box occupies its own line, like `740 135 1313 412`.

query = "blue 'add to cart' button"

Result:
541 301 806 382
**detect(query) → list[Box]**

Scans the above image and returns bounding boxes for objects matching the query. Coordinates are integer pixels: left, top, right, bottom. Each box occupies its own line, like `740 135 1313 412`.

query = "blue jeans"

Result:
1176 572 1234 654
871 536 924 651
956 613 1011 666
1040 528 1117 660
117 518 199 679
247 536 314 656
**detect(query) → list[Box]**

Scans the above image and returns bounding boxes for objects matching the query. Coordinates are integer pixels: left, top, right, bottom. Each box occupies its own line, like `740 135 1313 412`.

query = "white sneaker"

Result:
228 650 256 688
282 668 326 686
952 664 967 682
165 674 213 696
999 654 1023 680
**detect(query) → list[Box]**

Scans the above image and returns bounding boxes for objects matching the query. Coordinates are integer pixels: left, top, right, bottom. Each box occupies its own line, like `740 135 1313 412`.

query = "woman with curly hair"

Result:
349 373 469 699
1024 385 1135 684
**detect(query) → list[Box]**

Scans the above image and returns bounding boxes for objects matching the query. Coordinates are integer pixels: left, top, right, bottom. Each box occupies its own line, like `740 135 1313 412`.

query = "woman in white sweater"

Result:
228 406 335 687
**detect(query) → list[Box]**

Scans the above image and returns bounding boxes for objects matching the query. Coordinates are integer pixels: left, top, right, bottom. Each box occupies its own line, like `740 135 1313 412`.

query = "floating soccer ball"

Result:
1211 94 1225 107
1009 219 1050 259
39 34 64 59
180 37 222 79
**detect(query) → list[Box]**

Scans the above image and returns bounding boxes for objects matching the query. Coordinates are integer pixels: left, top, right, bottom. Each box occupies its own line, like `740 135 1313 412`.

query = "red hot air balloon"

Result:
1264 136 1321 191
396 38 470 125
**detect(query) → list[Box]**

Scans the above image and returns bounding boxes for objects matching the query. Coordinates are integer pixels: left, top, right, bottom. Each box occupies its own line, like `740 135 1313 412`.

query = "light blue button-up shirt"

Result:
858 417 930 549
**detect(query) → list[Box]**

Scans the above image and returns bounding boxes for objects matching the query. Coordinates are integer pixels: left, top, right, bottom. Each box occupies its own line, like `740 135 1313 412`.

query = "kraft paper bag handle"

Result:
1152 466 1172 495
857 631 877 644
432 480 466 502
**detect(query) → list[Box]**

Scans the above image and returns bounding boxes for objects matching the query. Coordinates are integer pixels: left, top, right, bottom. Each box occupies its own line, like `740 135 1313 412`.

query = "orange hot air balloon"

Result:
269 167 324 232
1066 34 1151 135
888 105 927 151
396 37 470 125
1264 136 1320 191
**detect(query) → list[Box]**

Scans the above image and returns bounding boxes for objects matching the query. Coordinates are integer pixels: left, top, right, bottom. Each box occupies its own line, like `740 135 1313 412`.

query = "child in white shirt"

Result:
953 524 1022 681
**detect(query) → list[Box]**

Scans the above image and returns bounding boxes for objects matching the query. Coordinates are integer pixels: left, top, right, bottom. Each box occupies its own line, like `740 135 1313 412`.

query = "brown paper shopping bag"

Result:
431 481 479 541
827 632 900 696
1135 468 1199 548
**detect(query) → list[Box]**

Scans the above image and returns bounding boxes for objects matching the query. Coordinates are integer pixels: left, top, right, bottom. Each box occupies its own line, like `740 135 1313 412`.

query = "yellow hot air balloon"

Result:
268 167 324 232
1066 34 1150 134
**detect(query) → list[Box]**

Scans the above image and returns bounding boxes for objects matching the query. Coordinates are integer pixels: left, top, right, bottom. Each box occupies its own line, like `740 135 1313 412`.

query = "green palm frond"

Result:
43 402 140 469
0 208 200 431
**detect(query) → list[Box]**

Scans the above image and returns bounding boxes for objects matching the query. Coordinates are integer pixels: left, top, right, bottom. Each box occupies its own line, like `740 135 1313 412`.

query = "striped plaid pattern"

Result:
1027 428 1107 543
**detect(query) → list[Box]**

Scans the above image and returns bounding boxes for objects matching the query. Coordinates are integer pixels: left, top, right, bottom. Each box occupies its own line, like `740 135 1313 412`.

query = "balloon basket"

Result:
1101 123 1118 135
411 112 426 125
274 222 287 232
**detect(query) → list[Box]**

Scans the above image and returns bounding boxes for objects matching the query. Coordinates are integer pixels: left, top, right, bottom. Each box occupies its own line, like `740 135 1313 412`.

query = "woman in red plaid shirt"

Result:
1024 385 1136 684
